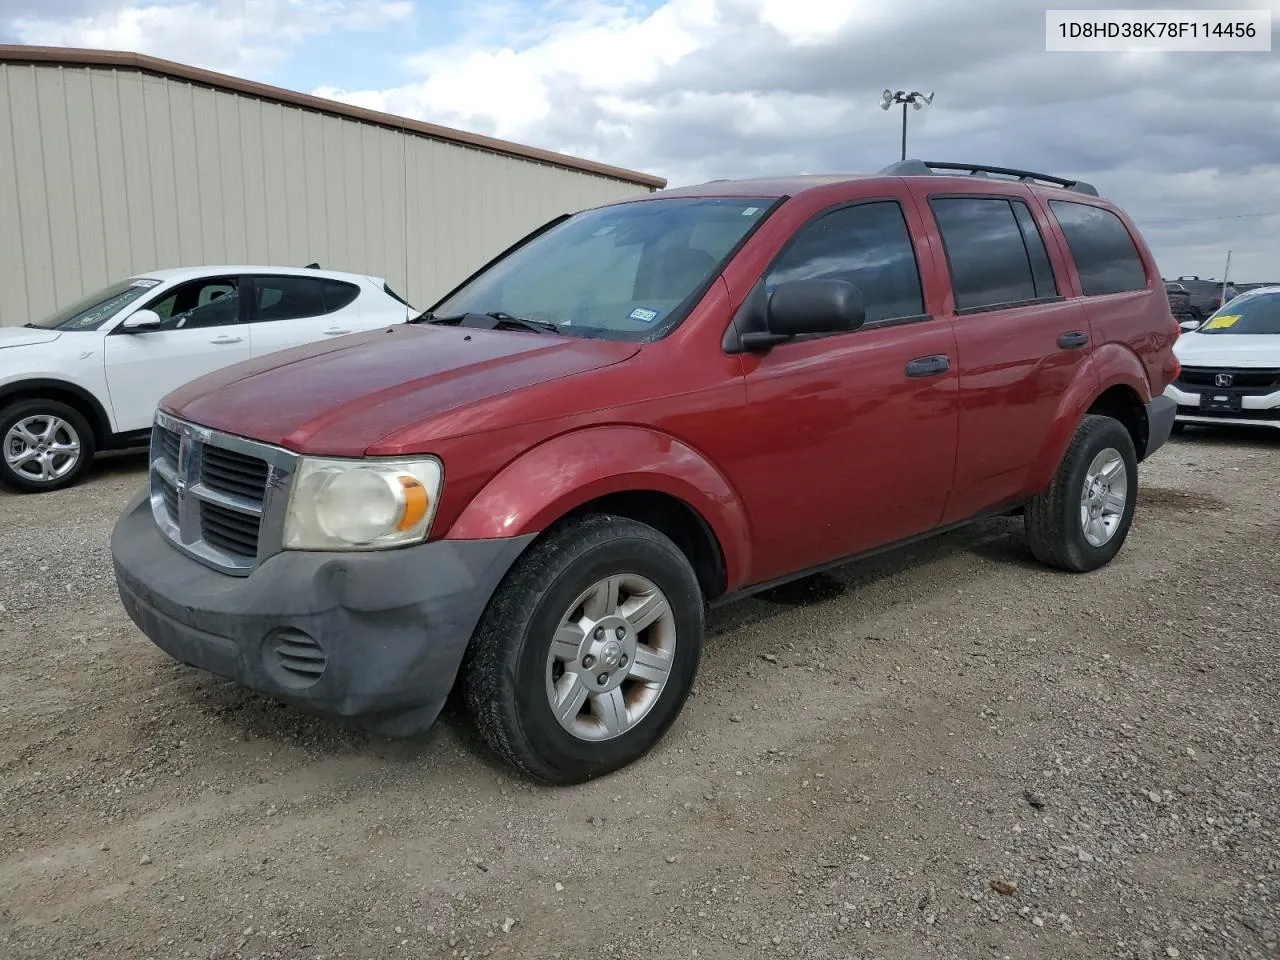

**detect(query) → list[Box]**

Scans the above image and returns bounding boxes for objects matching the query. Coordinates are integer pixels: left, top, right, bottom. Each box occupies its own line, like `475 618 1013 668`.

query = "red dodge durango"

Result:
111 159 1181 784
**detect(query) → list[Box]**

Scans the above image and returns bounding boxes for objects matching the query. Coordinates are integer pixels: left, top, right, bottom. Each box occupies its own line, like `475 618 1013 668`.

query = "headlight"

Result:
282 456 443 551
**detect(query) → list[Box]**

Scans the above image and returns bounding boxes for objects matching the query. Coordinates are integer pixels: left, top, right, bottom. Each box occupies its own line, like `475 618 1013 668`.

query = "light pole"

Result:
880 90 934 161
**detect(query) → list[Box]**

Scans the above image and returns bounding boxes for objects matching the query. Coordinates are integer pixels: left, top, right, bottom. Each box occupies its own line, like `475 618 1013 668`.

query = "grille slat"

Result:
201 446 270 503
159 480 178 521
158 427 181 467
201 502 262 559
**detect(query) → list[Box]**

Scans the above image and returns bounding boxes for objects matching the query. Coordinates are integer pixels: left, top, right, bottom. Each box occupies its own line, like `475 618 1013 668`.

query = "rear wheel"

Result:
0 399 95 493
463 514 704 785
1024 414 1138 573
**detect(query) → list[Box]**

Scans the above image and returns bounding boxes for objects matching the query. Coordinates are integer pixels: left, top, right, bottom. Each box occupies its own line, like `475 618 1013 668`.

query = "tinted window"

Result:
765 201 924 324
253 277 329 321
1049 201 1147 296
322 280 360 312
148 278 241 330
930 197 1040 310
1011 201 1059 299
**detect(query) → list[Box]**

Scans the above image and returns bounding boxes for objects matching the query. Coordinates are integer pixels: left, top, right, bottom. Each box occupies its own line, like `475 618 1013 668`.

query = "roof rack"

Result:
879 159 1099 197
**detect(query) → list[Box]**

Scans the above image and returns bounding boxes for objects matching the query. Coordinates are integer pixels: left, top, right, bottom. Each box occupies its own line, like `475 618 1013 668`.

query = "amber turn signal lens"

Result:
397 475 430 531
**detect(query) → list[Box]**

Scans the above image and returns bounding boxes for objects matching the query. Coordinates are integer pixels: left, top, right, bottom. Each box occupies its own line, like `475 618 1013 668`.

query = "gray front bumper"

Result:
111 489 533 735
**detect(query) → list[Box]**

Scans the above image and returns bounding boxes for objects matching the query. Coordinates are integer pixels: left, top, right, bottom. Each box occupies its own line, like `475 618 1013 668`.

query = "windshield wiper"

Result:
419 311 560 334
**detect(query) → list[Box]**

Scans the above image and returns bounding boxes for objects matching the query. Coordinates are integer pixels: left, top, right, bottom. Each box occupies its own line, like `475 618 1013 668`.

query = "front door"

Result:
104 276 250 433
729 199 961 584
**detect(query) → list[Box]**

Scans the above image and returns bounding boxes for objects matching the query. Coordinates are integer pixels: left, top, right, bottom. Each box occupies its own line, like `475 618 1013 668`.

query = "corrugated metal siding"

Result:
0 63 652 326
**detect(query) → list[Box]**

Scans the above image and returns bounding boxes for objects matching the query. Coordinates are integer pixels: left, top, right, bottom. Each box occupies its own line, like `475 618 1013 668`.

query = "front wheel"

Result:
0 400 95 493
1024 414 1138 573
462 514 705 785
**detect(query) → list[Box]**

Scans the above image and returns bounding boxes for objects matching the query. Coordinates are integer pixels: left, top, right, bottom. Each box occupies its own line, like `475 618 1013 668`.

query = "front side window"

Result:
430 197 775 340
1198 290 1280 335
930 197 1045 311
148 278 241 330
765 201 925 324
26 278 161 331
1048 200 1148 296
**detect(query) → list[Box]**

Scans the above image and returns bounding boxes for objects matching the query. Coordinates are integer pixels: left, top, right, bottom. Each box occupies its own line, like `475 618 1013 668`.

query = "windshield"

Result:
429 197 776 340
1198 291 1280 335
28 278 163 330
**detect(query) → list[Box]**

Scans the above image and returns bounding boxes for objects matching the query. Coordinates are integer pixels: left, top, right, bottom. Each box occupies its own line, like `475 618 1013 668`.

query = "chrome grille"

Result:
149 411 297 576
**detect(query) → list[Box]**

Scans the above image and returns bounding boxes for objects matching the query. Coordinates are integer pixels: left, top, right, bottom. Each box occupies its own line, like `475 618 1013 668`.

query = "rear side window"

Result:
252 276 359 321
1048 201 1148 296
766 201 924 324
322 280 360 312
929 197 1054 311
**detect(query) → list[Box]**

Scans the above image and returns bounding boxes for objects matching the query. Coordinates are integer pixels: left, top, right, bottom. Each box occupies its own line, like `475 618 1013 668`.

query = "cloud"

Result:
8 0 413 75
309 0 1280 278
5 0 1280 278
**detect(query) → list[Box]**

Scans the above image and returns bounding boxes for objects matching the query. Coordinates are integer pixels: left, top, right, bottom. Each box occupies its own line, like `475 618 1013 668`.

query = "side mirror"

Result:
121 309 162 332
1179 319 1200 332
740 279 866 350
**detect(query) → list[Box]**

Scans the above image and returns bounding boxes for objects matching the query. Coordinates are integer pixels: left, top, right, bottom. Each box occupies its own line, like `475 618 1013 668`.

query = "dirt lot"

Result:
2 431 1278 960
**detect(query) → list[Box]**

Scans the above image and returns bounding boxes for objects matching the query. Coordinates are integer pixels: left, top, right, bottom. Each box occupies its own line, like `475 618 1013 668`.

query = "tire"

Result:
462 514 705 785
0 399 96 493
1024 414 1138 573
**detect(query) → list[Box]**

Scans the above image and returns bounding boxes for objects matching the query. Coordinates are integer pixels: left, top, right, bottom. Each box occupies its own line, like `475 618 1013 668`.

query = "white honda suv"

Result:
0 266 414 492
1165 285 1280 432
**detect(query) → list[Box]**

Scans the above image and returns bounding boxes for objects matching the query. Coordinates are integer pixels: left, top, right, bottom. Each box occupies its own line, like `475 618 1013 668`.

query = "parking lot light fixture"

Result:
880 90 935 161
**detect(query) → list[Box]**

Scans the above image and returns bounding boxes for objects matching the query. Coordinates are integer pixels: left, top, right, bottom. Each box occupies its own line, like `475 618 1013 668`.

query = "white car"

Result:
1165 285 1280 432
1 266 414 492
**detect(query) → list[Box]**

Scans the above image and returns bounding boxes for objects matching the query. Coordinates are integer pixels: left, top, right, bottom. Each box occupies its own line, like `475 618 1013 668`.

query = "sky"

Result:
3 0 1279 280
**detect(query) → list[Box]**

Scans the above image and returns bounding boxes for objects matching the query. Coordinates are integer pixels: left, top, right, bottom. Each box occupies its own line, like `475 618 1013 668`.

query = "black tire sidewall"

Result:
508 529 704 783
0 400 96 493
1058 419 1139 569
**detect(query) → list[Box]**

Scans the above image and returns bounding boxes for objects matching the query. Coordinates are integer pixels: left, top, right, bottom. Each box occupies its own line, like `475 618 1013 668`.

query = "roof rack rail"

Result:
879 159 1099 197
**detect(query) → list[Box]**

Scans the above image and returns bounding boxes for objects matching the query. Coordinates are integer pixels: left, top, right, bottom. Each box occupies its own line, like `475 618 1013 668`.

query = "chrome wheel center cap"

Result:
598 640 624 670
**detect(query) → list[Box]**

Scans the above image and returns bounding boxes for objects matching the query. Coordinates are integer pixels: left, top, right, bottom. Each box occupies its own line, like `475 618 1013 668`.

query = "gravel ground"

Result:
1 430 1278 960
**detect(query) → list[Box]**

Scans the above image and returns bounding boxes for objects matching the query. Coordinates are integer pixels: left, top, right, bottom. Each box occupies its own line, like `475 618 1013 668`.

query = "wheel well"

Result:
565 490 728 601
1088 385 1148 460
0 380 112 446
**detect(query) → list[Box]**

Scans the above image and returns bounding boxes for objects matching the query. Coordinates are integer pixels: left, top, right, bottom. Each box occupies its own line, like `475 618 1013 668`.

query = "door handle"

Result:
209 335 242 344
905 355 951 378
323 328 353 336
1057 330 1089 349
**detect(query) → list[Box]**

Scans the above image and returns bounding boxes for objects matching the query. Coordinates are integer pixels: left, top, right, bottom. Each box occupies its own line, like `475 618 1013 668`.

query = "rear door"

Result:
104 275 250 432
731 197 960 582
245 274 364 358
904 184 1094 523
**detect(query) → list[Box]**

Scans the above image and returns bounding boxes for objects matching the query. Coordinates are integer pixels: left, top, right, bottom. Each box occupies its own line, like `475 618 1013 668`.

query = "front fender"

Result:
1025 344 1151 494
443 425 751 589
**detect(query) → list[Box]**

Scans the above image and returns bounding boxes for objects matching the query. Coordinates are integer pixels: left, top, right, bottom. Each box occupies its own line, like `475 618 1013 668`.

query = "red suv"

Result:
111 160 1179 784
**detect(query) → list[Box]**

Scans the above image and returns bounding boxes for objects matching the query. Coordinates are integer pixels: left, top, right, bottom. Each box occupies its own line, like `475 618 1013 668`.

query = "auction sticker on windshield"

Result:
629 307 659 323
1205 314 1240 330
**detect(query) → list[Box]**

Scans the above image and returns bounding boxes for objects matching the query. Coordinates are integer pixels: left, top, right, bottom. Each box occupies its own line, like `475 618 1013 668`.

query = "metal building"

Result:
0 45 665 328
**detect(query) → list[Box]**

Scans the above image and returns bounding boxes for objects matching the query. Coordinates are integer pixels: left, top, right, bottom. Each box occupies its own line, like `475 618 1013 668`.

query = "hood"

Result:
0 328 62 349
1174 332 1280 367
163 323 640 456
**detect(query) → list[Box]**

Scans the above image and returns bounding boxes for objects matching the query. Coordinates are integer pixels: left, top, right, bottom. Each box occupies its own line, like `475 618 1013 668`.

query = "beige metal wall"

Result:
0 63 654 327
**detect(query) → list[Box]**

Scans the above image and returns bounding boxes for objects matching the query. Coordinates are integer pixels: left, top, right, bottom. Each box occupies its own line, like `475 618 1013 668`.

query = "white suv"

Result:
0 265 414 492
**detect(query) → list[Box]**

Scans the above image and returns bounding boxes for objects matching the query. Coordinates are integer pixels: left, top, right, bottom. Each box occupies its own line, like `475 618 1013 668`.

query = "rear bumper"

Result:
1143 394 1178 458
111 488 534 735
